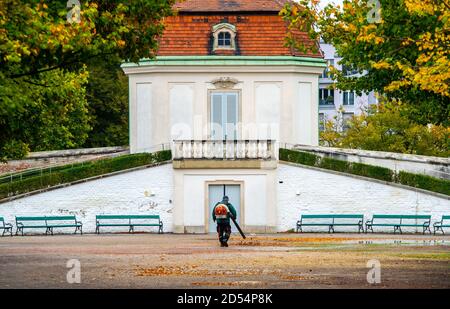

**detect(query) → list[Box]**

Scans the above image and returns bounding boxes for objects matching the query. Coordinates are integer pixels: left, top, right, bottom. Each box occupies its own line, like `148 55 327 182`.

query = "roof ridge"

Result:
174 0 290 12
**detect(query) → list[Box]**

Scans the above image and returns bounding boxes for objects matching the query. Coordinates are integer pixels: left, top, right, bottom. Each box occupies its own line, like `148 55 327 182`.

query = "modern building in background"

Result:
319 41 378 131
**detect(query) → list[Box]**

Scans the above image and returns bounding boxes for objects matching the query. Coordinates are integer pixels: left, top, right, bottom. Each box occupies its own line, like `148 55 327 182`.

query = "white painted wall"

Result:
170 83 194 140
0 163 447 234
173 168 277 233
0 164 174 234
255 82 281 140
277 163 450 233
126 67 321 152
135 83 153 152
293 145 450 180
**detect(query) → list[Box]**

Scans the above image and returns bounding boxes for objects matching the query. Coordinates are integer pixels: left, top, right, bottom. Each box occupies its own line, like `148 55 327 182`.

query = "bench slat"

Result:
46 216 76 221
302 214 363 219
96 215 160 220
16 217 47 221
372 215 431 220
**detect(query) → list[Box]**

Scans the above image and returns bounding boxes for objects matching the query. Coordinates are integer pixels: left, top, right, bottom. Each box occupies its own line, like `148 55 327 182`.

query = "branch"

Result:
22 79 51 88
7 51 115 79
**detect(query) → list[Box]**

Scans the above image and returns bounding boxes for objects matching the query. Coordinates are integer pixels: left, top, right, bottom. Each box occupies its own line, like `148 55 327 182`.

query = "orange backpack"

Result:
214 204 229 219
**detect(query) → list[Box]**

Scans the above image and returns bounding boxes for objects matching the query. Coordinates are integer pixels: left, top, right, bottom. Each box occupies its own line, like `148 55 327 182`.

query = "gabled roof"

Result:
175 0 290 13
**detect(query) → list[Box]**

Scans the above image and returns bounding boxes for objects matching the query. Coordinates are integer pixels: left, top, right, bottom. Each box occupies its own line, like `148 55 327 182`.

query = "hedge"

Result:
0 150 172 200
397 171 450 196
280 148 449 196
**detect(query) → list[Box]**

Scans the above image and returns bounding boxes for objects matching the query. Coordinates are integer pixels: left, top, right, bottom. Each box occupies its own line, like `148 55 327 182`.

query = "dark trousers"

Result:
217 222 231 244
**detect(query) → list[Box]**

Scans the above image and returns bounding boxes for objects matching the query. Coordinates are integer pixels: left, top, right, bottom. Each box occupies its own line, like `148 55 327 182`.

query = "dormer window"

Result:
218 32 232 47
213 23 236 51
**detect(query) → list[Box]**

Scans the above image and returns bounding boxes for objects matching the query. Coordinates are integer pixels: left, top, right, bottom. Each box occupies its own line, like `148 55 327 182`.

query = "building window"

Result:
319 113 325 132
343 91 355 105
342 64 358 76
212 23 236 51
218 32 232 47
321 59 334 78
319 88 335 105
342 112 354 131
210 92 239 140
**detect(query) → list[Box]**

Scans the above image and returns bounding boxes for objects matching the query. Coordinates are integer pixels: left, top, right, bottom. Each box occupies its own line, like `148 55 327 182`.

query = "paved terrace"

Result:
0 233 449 288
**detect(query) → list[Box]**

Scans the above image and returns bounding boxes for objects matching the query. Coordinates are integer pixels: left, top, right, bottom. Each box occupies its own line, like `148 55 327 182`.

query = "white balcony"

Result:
172 140 277 169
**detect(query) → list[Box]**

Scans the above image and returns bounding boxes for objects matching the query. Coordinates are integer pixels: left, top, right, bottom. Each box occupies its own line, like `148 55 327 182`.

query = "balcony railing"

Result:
173 140 276 160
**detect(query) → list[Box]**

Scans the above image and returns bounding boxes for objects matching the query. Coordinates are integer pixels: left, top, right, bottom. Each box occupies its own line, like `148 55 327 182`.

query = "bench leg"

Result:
328 225 335 233
1 229 4 237
16 227 23 236
45 227 53 236
159 223 163 234
434 226 444 235
9 228 13 237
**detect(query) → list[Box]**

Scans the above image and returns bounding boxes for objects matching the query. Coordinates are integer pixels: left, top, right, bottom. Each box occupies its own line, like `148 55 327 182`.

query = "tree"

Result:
320 100 450 157
0 69 91 161
281 0 450 125
0 0 175 160
84 56 129 148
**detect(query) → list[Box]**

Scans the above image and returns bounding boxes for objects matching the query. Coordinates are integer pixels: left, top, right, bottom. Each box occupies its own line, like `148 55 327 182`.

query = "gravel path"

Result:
0 233 449 288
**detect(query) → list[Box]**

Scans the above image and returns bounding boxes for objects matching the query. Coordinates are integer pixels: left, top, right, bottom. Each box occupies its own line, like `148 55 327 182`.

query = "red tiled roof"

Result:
175 0 290 12
158 14 322 58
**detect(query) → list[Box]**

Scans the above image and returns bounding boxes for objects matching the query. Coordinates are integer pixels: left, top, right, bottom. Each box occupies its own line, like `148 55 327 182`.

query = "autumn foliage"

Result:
281 0 450 125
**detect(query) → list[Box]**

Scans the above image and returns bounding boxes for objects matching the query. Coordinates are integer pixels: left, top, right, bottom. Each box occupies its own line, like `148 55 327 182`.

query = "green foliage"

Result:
350 162 393 182
397 172 450 196
84 57 129 147
320 100 450 157
319 157 349 173
0 0 175 160
279 148 317 166
280 148 449 196
281 0 450 125
0 69 92 161
0 150 172 200
0 140 29 162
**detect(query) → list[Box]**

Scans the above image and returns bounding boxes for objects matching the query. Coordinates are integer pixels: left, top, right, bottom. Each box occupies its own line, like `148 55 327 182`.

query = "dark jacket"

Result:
212 202 237 224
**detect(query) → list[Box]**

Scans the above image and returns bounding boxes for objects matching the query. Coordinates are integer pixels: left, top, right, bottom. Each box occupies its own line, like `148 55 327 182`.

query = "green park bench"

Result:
95 215 163 234
365 214 431 234
15 216 82 236
1 217 13 237
296 214 364 233
433 215 450 235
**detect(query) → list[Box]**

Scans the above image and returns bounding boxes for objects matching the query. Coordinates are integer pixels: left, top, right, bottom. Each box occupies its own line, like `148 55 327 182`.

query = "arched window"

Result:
212 23 236 51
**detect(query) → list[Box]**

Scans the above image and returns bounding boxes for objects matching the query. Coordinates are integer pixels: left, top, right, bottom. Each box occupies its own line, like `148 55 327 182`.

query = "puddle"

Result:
345 239 450 246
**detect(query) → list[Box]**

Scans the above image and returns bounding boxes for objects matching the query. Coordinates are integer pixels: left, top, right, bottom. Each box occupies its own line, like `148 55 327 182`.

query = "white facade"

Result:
123 57 325 152
319 42 378 130
0 163 447 234
121 56 325 233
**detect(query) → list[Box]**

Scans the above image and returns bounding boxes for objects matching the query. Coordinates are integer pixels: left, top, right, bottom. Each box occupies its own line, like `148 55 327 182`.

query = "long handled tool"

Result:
229 212 246 239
